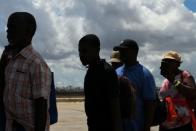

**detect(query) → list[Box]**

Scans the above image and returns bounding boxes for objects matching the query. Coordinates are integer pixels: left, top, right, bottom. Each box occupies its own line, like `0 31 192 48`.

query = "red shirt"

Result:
160 71 192 129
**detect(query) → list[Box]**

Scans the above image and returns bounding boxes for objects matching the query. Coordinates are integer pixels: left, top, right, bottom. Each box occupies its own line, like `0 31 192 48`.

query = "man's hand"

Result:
34 97 47 131
144 100 156 131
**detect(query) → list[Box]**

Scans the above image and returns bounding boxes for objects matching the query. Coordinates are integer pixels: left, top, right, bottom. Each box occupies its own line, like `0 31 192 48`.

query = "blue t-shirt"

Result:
116 62 156 131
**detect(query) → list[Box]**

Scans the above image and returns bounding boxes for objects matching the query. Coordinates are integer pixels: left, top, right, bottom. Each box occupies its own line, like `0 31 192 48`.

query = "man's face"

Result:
78 43 98 66
7 15 28 46
119 48 135 64
160 60 179 78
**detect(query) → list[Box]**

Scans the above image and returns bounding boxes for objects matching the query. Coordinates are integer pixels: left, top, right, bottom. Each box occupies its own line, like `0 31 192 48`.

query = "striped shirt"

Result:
3 45 51 131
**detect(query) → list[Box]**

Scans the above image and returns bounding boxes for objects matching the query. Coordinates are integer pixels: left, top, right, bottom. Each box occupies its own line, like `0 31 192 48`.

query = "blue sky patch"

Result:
184 0 196 12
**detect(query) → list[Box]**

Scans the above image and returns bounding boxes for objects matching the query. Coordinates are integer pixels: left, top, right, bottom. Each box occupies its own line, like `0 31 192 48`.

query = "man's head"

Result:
7 12 36 47
114 39 139 65
160 51 182 79
78 34 100 66
109 50 123 70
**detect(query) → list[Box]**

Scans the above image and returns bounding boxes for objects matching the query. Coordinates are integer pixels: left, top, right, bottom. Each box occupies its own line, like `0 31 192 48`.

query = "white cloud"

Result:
0 0 196 87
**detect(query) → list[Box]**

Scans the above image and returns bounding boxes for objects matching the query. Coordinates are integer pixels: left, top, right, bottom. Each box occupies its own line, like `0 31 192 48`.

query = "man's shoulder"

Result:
116 66 124 75
136 64 155 84
33 53 45 64
27 48 50 69
182 70 192 78
139 64 152 76
99 59 112 71
100 60 117 77
20 46 43 62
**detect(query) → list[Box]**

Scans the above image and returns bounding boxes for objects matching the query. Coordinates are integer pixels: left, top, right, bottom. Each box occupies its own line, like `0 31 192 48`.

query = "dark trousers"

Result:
0 108 5 131
13 121 26 131
159 123 193 131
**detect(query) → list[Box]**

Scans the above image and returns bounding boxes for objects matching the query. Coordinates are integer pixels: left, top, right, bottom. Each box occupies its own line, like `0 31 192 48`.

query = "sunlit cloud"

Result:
0 0 196 87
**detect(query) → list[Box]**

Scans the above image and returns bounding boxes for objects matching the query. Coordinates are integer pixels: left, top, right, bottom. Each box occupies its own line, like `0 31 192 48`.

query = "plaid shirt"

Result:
3 45 51 131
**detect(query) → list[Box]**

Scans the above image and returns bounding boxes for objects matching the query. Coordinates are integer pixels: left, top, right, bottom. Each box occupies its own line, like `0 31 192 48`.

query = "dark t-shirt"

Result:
84 59 119 131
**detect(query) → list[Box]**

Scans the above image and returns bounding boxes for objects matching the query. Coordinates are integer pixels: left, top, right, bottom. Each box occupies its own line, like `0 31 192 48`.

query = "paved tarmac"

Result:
50 102 158 131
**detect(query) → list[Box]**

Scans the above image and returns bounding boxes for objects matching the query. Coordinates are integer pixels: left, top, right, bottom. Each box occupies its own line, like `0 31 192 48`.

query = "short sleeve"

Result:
30 61 51 100
182 70 194 86
159 79 169 99
142 69 156 100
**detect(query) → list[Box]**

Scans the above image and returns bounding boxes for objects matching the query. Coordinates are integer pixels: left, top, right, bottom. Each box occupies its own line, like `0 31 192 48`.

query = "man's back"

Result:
116 62 156 130
84 59 119 131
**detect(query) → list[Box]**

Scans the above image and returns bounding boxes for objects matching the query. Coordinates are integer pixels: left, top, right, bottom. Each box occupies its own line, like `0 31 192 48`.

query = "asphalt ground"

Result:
50 102 159 131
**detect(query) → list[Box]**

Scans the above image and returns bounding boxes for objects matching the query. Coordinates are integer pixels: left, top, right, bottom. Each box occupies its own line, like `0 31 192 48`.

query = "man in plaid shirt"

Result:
1 12 51 131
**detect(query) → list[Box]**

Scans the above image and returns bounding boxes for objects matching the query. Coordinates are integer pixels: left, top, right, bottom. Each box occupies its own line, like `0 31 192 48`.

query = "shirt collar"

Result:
17 45 33 59
124 61 140 70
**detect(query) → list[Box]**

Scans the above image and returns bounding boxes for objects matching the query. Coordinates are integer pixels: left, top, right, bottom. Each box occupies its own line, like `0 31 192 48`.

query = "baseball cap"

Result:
162 51 182 63
109 51 121 63
113 39 139 51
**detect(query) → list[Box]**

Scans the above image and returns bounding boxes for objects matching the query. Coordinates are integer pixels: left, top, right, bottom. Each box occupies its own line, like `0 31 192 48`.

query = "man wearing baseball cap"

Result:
159 51 196 131
114 39 157 131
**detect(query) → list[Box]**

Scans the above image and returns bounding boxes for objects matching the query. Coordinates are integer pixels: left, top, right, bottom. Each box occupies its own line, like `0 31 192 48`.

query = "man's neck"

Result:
167 69 181 83
10 41 31 48
89 57 101 67
8 42 31 57
125 60 138 67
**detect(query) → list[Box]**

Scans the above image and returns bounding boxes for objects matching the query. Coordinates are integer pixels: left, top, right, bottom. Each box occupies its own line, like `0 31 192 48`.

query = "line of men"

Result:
78 33 196 131
1 12 196 131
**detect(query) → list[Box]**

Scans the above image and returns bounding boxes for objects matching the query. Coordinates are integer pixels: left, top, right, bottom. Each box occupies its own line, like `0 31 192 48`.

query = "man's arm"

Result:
108 70 123 131
109 97 123 131
143 100 156 131
142 70 157 131
30 61 51 131
176 76 196 98
0 50 7 104
34 97 47 131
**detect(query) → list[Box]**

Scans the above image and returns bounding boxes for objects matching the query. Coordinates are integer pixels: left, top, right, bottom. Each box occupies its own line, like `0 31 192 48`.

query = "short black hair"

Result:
114 39 139 54
79 34 100 49
8 12 37 37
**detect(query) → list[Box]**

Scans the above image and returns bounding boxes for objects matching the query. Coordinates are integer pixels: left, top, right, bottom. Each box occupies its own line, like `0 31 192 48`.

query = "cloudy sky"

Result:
0 0 196 87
